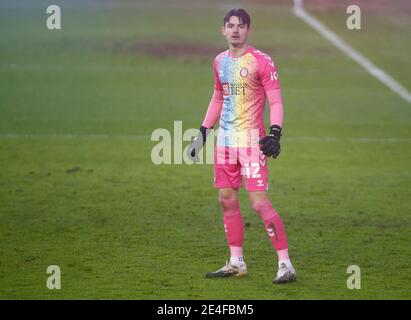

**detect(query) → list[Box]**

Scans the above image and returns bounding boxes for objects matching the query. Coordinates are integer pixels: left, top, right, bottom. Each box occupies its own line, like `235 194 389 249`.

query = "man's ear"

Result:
247 26 252 36
221 25 226 36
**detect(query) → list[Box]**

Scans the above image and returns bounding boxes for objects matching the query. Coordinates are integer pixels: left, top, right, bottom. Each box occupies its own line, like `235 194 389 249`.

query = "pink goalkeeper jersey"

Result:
213 46 281 147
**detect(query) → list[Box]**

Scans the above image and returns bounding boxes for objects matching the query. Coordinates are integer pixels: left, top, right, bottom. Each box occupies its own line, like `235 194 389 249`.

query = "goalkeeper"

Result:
188 8 296 284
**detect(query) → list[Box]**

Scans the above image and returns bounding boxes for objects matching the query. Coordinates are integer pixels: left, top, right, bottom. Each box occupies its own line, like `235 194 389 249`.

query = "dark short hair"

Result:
223 8 251 28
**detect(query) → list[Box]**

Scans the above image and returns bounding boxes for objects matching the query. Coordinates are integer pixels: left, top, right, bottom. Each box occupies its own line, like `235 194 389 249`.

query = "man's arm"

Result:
187 89 223 162
259 56 284 158
187 56 224 162
202 89 224 128
204 56 224 128
267 88 284 128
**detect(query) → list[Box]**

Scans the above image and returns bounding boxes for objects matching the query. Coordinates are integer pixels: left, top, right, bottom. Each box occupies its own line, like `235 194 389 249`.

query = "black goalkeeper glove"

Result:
259 125 282 159
187 126 211 162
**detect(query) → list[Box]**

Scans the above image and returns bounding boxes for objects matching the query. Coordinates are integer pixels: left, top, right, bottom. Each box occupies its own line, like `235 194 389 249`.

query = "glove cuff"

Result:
269 125 282 138
199 126 212 145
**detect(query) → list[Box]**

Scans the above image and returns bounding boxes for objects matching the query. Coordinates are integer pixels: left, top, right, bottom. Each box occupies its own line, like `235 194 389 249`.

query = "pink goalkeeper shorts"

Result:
214 146 269 192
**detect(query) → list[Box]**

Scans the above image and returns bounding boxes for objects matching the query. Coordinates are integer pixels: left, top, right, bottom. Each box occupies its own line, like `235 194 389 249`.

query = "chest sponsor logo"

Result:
222 83 230 96
222 83 248 96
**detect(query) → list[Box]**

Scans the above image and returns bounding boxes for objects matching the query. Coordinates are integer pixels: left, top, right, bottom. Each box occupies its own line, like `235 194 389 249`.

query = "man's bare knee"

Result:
219 188 239 212
249 191 268 207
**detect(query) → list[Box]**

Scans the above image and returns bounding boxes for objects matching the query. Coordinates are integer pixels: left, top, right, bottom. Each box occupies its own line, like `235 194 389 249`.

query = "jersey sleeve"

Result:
202 89 224 129
267 88 284 128
213 57 223 91
257 53 283 127
258 54 281 92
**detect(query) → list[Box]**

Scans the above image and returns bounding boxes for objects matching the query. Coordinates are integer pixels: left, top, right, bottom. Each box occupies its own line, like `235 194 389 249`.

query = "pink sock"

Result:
252 199 288 251
220 196 244 250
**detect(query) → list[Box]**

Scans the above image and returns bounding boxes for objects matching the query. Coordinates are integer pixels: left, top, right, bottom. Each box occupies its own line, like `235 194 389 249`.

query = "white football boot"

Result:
273 262 297 284
205 260 247 278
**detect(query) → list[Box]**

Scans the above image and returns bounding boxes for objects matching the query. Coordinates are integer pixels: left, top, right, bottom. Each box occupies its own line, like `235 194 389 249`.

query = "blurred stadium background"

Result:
0 0 410 299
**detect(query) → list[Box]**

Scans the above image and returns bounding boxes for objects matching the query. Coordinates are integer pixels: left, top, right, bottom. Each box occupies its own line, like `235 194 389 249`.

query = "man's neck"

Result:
229 44 249 58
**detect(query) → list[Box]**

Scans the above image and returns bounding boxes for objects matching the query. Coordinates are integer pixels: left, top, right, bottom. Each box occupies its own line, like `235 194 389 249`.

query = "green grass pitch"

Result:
0 0 410 299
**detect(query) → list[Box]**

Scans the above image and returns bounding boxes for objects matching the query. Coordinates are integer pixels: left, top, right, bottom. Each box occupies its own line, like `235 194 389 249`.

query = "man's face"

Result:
222 16 250 47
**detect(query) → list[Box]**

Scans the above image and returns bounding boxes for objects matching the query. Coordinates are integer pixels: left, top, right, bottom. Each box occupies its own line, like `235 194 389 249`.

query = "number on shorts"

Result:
243 163 261 178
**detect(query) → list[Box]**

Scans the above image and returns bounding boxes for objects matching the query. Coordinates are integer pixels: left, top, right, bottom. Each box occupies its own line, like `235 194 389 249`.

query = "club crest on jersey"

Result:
240 67 248 77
